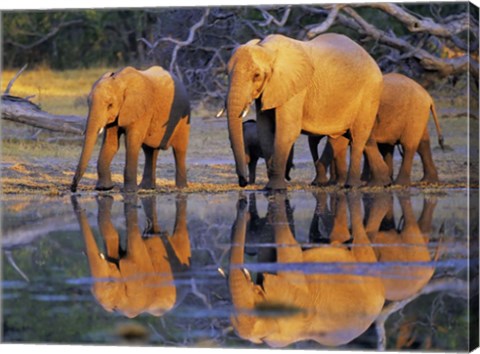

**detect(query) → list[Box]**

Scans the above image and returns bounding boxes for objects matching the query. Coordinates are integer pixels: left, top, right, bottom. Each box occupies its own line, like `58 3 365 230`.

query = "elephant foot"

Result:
95 181 115 191
176 181 188 189
311 179 329 187
420 175 439 184
238 176 248 188
367 177 392 187
139 182 155 190
311 174 329 186
393 176 411 186
264 178 287 191
344 177 363 189
122 184 138 194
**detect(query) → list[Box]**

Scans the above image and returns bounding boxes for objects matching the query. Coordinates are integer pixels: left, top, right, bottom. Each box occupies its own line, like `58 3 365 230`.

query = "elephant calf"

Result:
311 73 444 186
364 73 444 185
70 66 190 193
243 119 294 184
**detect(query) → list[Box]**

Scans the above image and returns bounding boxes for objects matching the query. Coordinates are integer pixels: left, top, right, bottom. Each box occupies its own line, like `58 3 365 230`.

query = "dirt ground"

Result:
1 113 476 196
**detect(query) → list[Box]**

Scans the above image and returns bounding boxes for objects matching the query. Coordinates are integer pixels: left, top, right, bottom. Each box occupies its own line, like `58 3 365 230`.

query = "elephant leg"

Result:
139 146 159 190
285 145 294 181
141 196 161 234
97 195 121 260
379 143 395 180
123 132 142 193
363 136 391 187
256 106 275 174
364 193 393 236
96 126 120 191
264 99 303 191
172 146 188 188
170 120 190 189
418 130 439 183
361 152 370 182
395 144 417 186
417 196 437 239
309 135 329 186
330 136 349 185
248 157 258 185
330 194 351 244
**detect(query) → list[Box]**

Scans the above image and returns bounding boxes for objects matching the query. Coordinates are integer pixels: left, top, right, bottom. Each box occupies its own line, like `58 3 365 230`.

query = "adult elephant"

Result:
71 194 190 318
226 33 389 190
228 193 385 347
70 66 190 193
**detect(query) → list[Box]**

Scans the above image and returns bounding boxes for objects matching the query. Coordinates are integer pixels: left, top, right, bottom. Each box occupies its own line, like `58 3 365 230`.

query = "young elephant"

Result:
70 66 190 193
311 73 444 186
243 119 294 184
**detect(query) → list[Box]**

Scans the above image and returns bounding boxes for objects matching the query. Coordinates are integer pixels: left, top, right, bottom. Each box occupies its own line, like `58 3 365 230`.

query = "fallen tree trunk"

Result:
1 94 85 135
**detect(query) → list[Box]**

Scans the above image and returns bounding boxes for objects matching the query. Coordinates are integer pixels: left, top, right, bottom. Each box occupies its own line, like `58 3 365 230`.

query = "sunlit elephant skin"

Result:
71 194 190 318
364 193 440 301
228 192 385 348
243 119 294 184
312 73 444 186
70 66 190 193
226 33 389 190
363 73 444 185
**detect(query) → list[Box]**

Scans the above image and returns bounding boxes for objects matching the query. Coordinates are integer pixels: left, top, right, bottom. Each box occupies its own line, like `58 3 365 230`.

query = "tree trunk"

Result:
1 94 85 135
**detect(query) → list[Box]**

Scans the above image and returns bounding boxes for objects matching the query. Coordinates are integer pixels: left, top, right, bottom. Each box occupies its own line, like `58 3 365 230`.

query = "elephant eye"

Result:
107 103 113 110
253 72 261 81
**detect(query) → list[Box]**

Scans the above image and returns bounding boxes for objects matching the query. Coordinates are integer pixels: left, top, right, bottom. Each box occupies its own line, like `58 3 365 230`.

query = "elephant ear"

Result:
260 35 314 111
117 69 149 127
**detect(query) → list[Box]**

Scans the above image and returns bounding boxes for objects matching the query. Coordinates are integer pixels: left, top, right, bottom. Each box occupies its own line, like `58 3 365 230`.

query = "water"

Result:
1 189 475 350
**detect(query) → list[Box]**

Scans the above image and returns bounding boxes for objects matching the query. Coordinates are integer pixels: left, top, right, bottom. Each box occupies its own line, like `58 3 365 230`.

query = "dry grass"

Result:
1 66 116 116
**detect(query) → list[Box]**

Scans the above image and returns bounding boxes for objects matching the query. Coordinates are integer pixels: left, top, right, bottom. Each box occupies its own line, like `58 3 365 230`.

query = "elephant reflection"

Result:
71 194 190 318
228 192 385 348
364 193 440 301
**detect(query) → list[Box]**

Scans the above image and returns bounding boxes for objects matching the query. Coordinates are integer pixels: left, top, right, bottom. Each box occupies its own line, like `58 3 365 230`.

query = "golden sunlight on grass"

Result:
1 66 116 116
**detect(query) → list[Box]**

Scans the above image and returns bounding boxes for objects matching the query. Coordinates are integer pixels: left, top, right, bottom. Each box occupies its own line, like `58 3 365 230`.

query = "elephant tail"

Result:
430 101 444 151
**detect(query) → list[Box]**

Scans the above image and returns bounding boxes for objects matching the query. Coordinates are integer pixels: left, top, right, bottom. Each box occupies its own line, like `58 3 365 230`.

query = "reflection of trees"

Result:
375 277 468 350
71 194 190 318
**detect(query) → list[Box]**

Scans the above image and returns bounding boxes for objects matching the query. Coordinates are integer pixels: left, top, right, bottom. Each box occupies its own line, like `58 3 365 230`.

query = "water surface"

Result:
1 190 473 350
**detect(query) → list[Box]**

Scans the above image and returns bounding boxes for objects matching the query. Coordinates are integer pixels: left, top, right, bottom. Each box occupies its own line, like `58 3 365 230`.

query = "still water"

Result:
1 190 474 350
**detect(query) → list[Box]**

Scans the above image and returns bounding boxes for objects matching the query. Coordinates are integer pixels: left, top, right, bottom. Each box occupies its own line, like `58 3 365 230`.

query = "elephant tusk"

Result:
99 253 106 260
98 127 104 136
240 105 250 119
215 107 225 118
242 268 252 281
218 267 227 278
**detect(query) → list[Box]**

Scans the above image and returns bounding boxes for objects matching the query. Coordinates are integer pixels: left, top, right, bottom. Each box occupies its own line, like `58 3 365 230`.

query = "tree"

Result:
2 3 478 110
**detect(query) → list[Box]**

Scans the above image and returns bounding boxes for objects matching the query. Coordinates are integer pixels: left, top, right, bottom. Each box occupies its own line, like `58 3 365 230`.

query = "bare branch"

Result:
4 64 28 94
255 6 292 27
358 3 469 37
307 5 344 38
5 19 84 50
342 6 470 76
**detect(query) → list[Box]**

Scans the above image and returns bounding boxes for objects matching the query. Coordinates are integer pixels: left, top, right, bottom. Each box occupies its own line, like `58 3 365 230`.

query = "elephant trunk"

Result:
229 206 262 342
227 81 249 187
71 115 101 192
